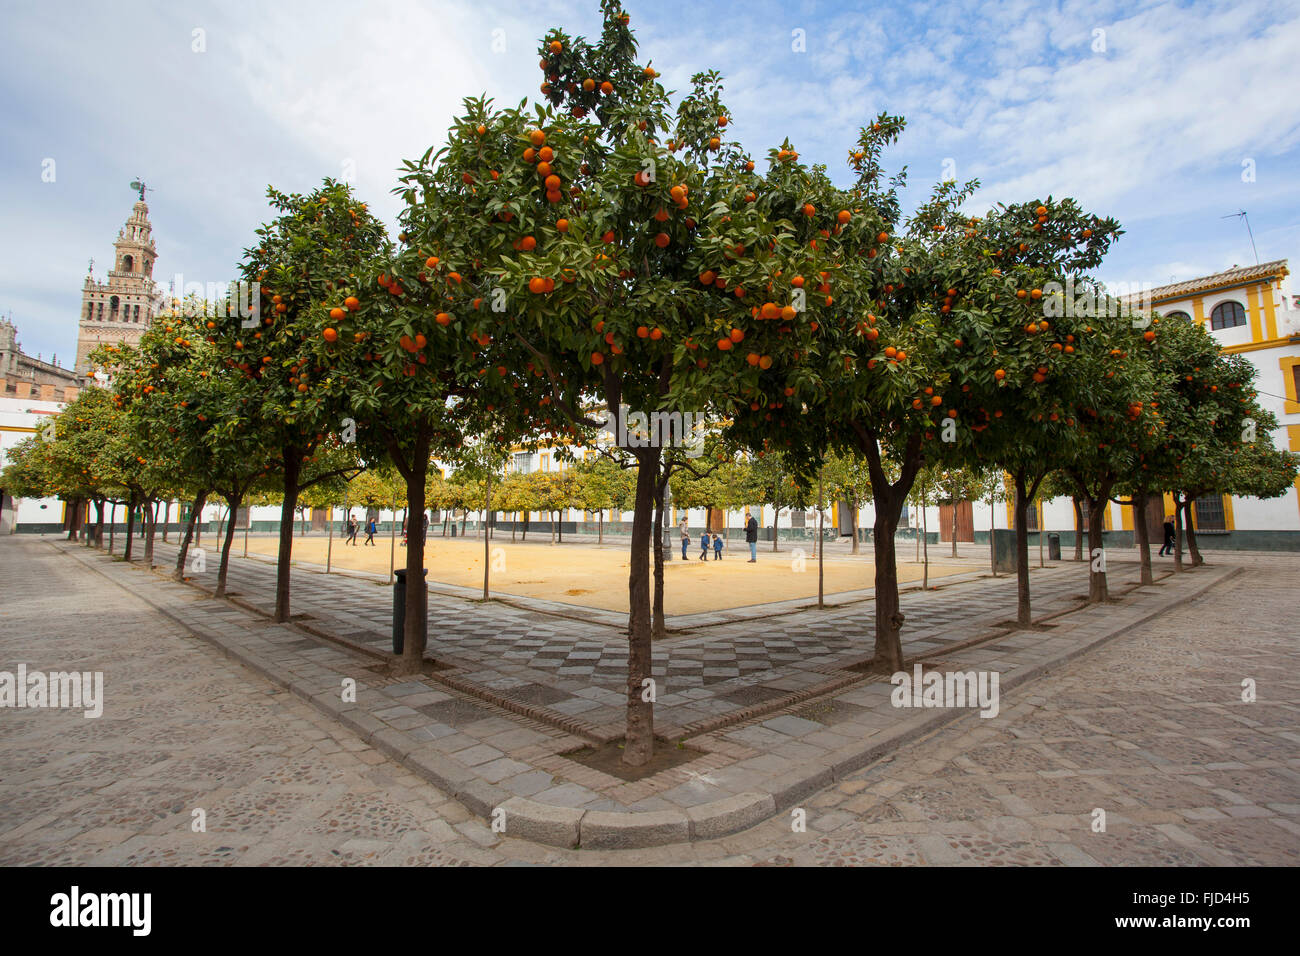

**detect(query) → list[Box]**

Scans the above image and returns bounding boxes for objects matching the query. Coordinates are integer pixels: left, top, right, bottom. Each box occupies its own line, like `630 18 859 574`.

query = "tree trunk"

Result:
860 434 922 671
273 449 302 622
482 473 491 601
143 500 157 567
522 513 529 540
772 509 780 552
216 491 242 598
951 501 959 558
989 490 997 578
548 510 555 545
174 490 207 580
652 471 668 642
871 492 905 670
92 497 105 548
1014 475 1032 625
1182 496 1203 567
849 504 860 554
623 448 661 767
460 510 467 537
921 491 929 590
123 492 139 562
1086 492 1109 603
1132 491 1153 586
398 431 431 675
597 509 603 545
109 501 117 554
65 497 79 541
1072 496 1084 561
1172 492 1185 572
162 500 170 542
817 471 825 609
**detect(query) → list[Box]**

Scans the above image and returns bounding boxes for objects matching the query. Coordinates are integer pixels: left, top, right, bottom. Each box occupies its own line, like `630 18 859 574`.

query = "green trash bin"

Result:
991 529 1017 573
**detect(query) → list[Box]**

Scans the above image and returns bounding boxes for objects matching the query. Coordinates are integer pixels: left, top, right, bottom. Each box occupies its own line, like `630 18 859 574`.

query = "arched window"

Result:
96 303 103 320
133 305 140 322
85 302 93 319
1210 301 1246 330
109 296 119 320
122 254 134 272
1165 310 1191 322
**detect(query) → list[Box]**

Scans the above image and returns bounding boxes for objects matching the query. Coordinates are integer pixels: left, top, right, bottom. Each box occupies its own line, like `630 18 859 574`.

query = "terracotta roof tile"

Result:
1121 259 1289 304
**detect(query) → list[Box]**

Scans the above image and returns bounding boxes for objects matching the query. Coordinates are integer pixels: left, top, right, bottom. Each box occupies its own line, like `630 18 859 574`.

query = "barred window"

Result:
1194 496 1227 531
1080 499 1105 531
1165 310 1191 322
1210 301 1246 330
512 452 531 474
1024 503 1040 531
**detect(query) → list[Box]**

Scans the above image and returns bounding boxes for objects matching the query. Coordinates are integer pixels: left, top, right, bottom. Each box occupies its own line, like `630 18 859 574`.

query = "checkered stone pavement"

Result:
143 539 1113 737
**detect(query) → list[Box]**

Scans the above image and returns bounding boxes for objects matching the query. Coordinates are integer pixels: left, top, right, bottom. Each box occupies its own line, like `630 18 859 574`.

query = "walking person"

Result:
712 533 724 560
680 519 690 561
422 512 429 543
1158 514 1176 556
345 513 358 545
745 510 759 562
364 516 377 546
699 529 710 561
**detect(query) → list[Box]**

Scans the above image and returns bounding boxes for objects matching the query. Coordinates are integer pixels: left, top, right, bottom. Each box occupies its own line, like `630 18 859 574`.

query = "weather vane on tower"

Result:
129 178 147 201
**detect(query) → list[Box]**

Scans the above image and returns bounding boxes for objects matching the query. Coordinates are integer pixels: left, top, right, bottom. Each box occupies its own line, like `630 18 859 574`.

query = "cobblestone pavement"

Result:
143 538 1100 737
2 536 1296 864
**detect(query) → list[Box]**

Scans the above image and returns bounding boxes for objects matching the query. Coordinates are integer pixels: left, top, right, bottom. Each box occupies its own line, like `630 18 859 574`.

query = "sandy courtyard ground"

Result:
237 533 966 614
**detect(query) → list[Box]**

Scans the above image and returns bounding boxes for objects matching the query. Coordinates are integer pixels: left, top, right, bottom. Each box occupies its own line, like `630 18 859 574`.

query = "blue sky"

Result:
3 0 1298 364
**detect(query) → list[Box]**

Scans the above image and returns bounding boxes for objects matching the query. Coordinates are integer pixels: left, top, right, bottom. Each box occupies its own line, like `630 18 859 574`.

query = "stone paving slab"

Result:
43 537 1243 848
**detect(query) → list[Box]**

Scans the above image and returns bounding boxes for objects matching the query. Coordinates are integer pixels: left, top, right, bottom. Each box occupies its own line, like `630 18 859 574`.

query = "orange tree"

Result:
338 260 546 671
97 303 279 591
1148 334 1297 568
95 317 202 574
1106 311 1215 584
36 386 122 546
930 199 1126 621
716 122 1142 657
1053 304 1160 602
85 343 169 564
2 409 92 542
219 180 388 621
379 1 846 764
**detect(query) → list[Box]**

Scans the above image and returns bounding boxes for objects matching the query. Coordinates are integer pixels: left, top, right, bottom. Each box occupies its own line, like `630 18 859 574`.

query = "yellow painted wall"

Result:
1265 279 1280 339
1245 285 1264 341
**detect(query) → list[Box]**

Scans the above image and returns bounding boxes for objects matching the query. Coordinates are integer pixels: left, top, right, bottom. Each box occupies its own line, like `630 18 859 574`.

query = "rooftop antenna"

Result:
1220 209 1259 265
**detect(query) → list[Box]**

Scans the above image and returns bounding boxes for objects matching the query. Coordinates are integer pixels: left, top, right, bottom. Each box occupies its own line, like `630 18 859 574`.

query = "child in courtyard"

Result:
712 533 724 560
699 530 710 561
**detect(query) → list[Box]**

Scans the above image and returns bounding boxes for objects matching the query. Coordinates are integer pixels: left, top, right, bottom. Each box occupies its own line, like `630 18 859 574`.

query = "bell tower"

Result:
75 186 160 377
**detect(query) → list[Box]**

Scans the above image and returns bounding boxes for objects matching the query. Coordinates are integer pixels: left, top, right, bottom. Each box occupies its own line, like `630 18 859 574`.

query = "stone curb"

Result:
48 540 1239 850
